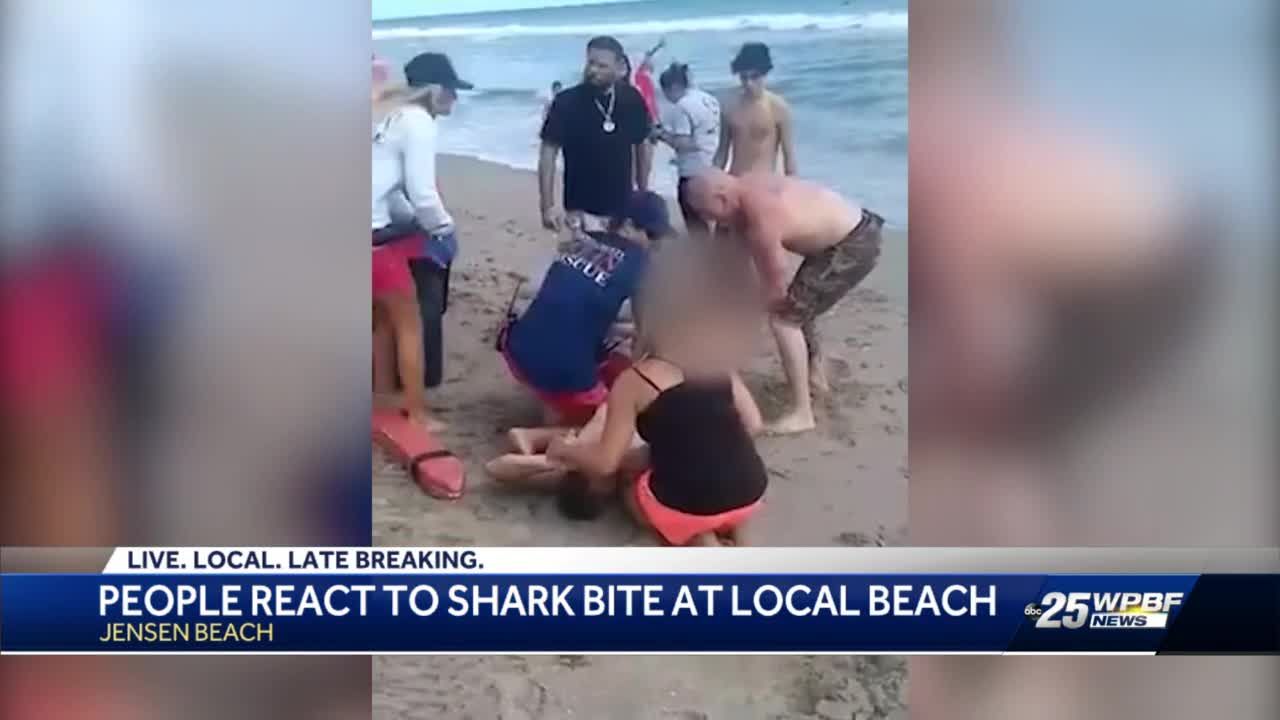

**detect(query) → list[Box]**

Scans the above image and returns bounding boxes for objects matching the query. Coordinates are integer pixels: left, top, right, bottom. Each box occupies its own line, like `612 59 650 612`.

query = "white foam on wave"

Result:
372 11 907 40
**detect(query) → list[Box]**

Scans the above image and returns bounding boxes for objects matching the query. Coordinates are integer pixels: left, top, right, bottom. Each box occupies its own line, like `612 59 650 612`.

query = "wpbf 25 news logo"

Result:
1023 591 1184 629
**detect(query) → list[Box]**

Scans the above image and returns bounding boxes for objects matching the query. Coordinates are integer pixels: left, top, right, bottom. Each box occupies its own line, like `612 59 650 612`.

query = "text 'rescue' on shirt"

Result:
505 231 648 393
541 82 651 217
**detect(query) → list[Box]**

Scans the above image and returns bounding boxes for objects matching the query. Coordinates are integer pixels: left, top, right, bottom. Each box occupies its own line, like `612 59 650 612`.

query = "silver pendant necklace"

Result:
595 89 616 133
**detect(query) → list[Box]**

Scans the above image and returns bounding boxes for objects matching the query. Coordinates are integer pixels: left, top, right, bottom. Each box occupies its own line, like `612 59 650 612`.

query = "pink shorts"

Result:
500 342 631 426
372 234 424 298
633 470 763 546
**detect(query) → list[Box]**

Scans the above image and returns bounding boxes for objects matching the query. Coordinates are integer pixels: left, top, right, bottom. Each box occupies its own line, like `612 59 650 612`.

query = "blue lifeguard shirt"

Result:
506 231 648 393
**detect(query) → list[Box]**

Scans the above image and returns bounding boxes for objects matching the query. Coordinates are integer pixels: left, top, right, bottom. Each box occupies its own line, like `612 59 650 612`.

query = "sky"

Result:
372 0 628 21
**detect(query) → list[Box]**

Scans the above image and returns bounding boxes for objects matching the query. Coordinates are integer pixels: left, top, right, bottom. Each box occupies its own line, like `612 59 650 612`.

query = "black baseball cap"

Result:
621 191 673 236
731 42 773 75
404 52 473 91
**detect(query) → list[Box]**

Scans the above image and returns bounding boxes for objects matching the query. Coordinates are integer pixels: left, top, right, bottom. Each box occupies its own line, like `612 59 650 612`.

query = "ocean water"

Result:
373 0 907 227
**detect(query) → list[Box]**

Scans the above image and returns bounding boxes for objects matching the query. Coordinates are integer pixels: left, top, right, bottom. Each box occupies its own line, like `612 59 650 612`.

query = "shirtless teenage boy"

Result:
686 170 883 434
714 43 797 177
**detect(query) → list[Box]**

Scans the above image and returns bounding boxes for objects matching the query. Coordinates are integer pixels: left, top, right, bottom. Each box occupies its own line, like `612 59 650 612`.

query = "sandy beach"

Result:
373 155 907 718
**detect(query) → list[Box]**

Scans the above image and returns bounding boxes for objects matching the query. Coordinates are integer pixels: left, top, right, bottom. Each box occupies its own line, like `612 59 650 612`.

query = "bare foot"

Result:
485 454 562 485
507 428 536 455
721 520 751 546
688 532 719 547
809 357 831 394
765 410 817 435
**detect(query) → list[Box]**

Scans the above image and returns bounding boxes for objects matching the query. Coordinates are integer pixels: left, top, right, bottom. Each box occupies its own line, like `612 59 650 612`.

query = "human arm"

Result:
777 98 798 176
634 141 653 192
730 373 764 436
713 101 731 170
400 111 453 232
627 89 654 191
538 141 563 229
549 372 642 480
656 104 700 153
644 39 665 62
658 132 699 153
742 199 791 304
538 95 568 229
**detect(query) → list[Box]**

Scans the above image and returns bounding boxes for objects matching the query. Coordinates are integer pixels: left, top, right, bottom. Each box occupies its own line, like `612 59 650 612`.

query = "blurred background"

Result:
1 0 371 717
909 0 1276 718
1 0 373 547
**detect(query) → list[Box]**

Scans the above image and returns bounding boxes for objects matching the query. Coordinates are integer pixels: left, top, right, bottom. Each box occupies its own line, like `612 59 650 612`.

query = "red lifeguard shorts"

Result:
372 234 423 298
500 345 631 426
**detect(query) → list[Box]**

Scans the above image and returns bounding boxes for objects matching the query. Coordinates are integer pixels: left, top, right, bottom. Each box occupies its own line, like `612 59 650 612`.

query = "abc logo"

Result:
1023 603 1043 617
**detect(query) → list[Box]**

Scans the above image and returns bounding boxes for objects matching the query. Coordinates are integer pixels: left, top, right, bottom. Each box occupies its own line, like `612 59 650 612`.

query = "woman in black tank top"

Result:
547 246 769 544
549 355 766 544
630 361 767 514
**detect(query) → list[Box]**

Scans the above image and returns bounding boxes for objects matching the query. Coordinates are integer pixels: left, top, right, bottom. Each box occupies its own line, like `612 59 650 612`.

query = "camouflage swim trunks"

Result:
776 208 884 327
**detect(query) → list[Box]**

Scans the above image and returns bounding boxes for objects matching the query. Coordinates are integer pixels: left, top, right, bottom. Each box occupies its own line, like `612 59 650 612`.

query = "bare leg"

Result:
803 319 831 394
767 315 817 434
373 305 397 394
485 454 567 490
721 517 753 546
379 293 430 427
507 427 570 455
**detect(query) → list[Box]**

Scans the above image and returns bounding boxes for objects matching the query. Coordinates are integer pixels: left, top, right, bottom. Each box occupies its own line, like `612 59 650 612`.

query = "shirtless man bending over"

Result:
714 42 797 177
687 169 883 434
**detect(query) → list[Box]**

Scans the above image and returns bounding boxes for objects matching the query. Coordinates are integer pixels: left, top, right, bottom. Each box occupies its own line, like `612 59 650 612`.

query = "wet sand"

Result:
373 155 908 719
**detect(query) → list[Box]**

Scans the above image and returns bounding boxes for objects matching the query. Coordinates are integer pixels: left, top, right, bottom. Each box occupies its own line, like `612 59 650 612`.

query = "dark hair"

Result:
731 42 773 75
551 80 563 90
607 215 665 243
557 473 606 520
586 35 625 61
659 62 691 90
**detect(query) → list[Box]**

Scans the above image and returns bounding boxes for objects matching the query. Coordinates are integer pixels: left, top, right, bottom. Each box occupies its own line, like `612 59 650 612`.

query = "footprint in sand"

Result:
829 357 853 381
835 526 889 547
484 674 554 719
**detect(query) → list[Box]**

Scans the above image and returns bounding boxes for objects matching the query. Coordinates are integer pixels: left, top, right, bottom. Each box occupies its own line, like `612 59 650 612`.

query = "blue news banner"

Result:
1 573 1277 653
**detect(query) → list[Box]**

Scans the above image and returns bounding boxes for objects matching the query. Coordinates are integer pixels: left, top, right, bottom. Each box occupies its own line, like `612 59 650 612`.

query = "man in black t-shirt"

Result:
539 35 653 232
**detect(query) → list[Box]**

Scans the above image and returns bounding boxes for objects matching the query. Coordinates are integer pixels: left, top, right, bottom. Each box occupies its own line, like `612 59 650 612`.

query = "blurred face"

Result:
738 70 767 96
661 83 686 104
585 48 623 88
427 85 457 116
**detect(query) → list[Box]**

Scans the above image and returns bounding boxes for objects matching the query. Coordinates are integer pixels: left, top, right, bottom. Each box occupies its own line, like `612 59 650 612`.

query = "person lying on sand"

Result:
485 401 646 523
686 169 883 434
545 247 769 546
498 191 668 426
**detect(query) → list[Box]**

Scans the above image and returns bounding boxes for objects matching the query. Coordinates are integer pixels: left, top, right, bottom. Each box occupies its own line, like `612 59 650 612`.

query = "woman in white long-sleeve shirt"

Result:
372 52 472 426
